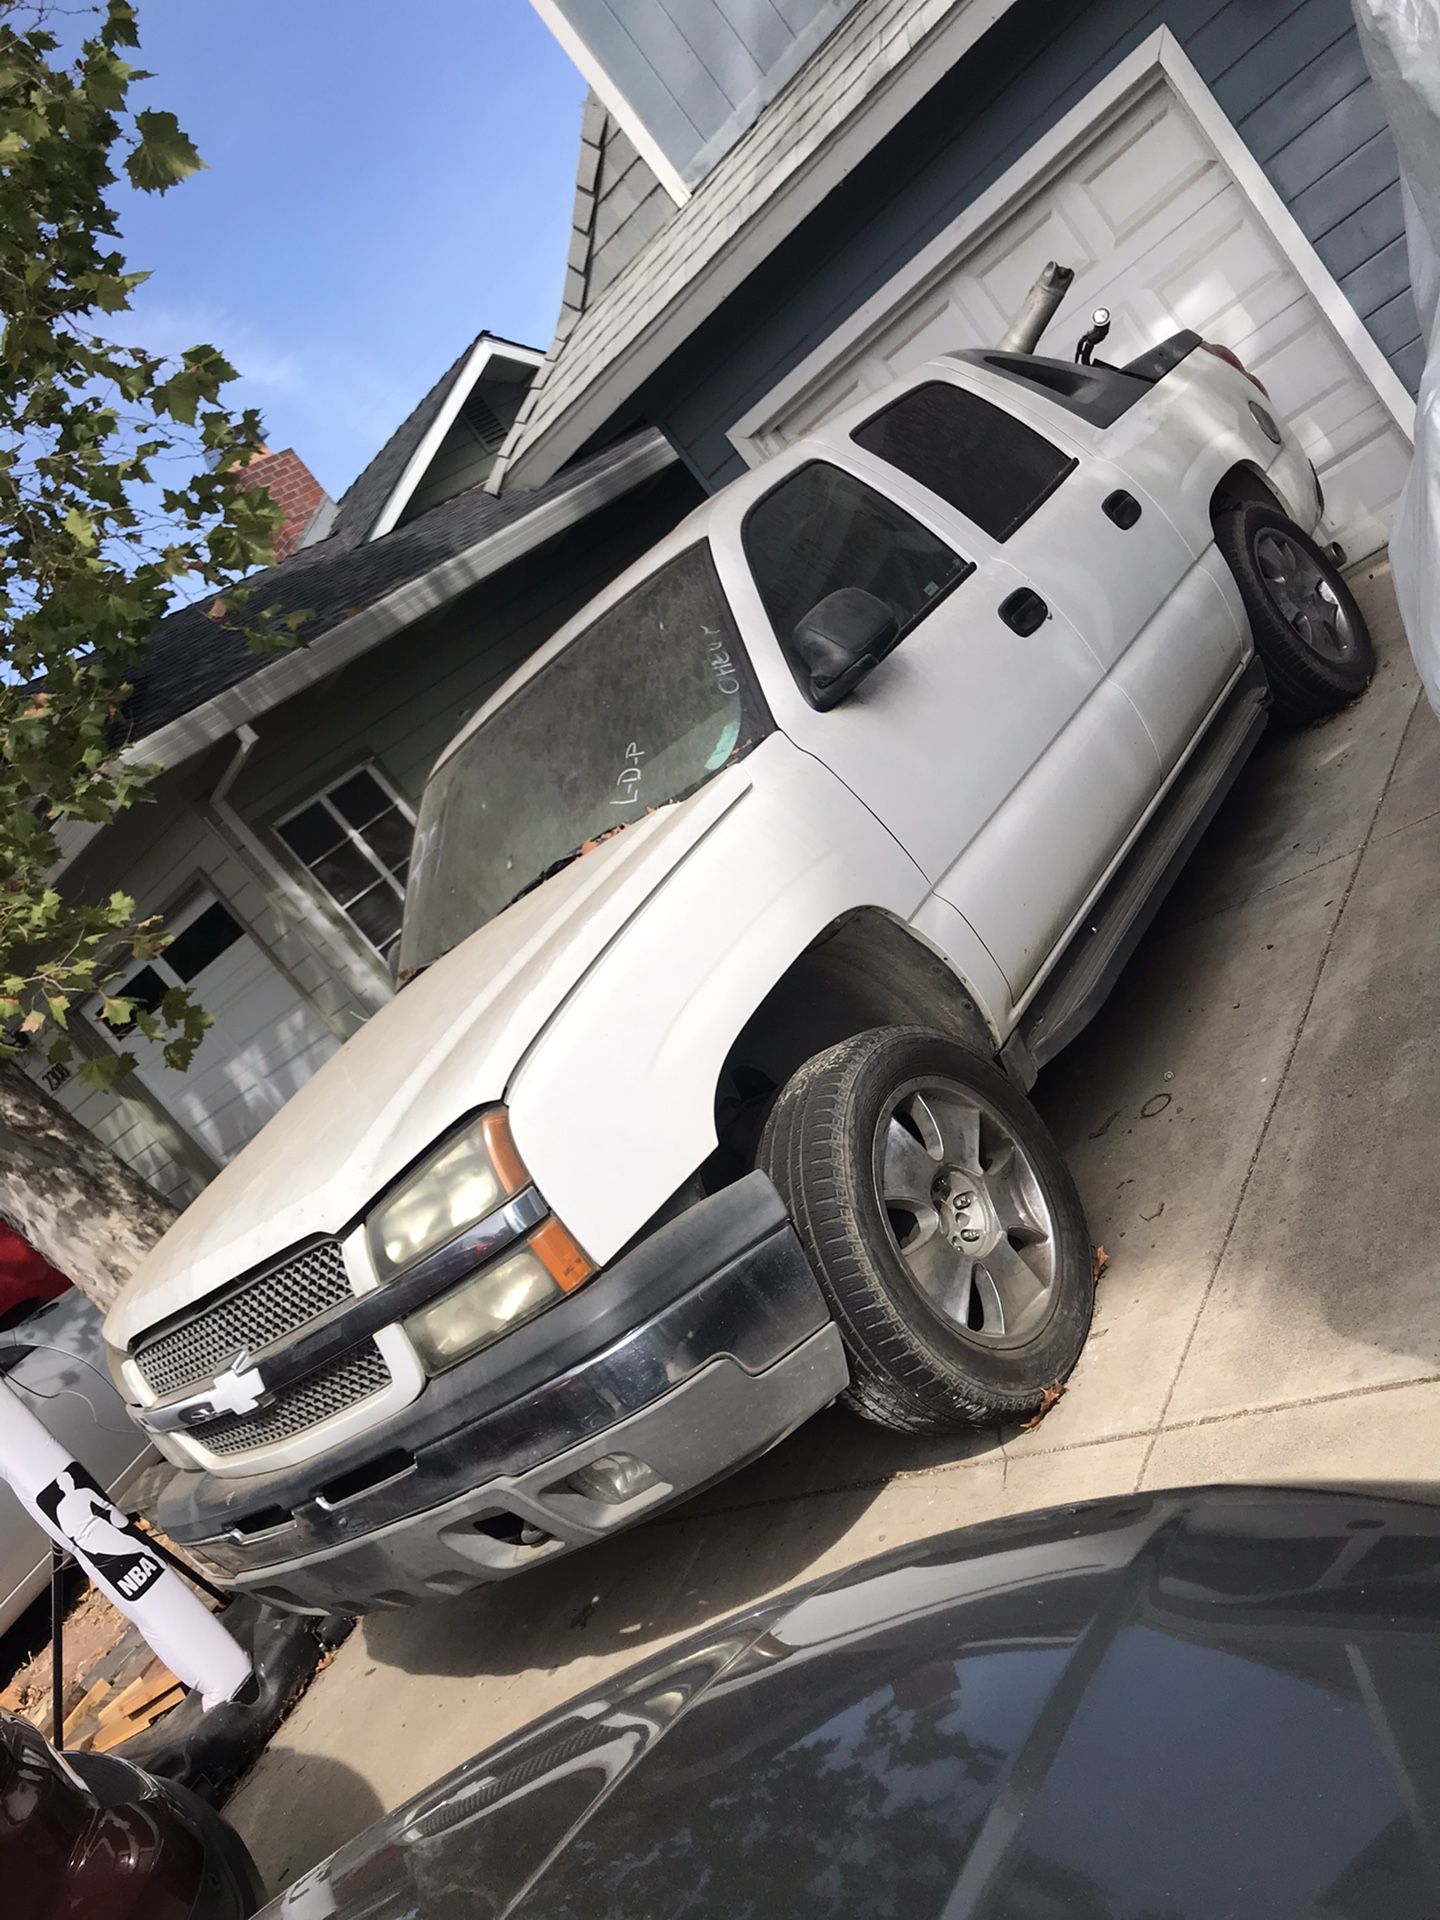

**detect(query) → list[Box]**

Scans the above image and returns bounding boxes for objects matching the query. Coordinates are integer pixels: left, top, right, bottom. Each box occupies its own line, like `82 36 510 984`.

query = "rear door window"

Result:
743 460 972 659
852 381 1076 541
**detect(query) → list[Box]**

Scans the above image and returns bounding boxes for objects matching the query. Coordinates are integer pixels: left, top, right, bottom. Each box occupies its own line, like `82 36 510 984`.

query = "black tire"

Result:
1216 501 1374 726
758 1027 1094 1433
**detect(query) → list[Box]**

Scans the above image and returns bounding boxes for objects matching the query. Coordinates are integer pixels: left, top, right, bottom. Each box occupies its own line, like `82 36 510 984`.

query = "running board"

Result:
1006 662 1269 1084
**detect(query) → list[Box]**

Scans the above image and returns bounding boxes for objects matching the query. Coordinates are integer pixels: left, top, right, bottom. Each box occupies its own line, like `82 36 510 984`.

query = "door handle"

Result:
998 588 1048 636
1103 489 1142 529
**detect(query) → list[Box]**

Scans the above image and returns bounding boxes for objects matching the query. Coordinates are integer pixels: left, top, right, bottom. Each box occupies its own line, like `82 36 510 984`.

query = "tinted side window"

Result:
744 461 971 652
853 381 1076 541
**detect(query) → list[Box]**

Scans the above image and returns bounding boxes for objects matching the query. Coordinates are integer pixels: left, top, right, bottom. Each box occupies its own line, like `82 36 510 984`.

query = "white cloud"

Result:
99 296 415 490
105 297 306 393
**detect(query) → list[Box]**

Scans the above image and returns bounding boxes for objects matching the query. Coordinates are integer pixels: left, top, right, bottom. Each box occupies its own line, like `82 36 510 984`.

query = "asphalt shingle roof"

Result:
328 337 477 548
122 431 653 744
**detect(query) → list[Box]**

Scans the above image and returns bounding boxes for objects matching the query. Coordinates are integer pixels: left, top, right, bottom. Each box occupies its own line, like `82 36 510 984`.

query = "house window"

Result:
852 382 1076 542
118 898 247 1021
275 767 414 960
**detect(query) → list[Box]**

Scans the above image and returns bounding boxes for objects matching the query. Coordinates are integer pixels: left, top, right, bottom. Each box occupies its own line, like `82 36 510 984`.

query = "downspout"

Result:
210 722 258 806
203 728 392 1025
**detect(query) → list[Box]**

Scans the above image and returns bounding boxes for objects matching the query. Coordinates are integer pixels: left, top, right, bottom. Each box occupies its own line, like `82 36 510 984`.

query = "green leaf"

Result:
124 110 205 193
77 1052 136 1093
64 504 97 549
86 51 136 112
158 984 190 1025
0 12 280 1124
102 2 143 50
153 364 204 425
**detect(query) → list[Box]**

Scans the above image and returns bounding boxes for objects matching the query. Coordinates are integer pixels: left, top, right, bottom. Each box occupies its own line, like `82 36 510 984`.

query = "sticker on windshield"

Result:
705 717 741 769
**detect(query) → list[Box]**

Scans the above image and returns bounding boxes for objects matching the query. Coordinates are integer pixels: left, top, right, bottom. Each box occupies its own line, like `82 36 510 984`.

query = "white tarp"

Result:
1353 0 1440 709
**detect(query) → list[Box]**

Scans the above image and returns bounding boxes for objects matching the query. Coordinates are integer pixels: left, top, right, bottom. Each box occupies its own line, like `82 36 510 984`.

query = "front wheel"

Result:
1216 502 1374 726
759 1027 1094 1433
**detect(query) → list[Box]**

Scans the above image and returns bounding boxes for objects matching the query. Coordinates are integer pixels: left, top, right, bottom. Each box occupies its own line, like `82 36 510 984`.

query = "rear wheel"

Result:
1217 502 1373 726
759 1027 1094 1433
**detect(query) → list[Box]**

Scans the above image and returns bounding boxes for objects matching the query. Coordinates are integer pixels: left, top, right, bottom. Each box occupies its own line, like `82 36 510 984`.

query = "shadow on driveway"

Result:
233 1748 386 1897
359 1447 883 1680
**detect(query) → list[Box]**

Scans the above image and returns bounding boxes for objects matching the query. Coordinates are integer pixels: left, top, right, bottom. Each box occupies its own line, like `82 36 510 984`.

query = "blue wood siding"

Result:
548 0 866 186
630 0 1418 490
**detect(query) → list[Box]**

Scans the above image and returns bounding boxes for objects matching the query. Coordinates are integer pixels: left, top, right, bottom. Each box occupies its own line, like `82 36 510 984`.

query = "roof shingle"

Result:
123 433 658 744
328 329 542 547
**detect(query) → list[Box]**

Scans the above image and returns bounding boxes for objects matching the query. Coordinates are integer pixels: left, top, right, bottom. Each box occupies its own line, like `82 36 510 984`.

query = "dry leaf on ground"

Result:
1021 1380 1067 1431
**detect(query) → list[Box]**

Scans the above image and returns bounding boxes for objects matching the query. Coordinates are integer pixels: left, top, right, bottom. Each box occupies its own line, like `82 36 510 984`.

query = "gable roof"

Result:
329 331 542 547
121 428 676 759
493 0 1017 493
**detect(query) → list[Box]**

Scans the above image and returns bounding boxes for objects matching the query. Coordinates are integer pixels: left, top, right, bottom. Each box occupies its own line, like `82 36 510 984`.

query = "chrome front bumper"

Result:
156 1176 848 1612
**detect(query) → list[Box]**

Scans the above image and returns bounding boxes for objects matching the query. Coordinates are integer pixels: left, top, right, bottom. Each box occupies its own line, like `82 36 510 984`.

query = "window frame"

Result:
100 892 248 1025
850 379 1078 543
740 457 976 704
273 761 416 959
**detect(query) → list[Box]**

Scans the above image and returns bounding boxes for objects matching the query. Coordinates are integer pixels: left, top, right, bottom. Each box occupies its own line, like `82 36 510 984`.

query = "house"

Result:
43 0 1418 1207
505 0 1416 569
37 334 699 1204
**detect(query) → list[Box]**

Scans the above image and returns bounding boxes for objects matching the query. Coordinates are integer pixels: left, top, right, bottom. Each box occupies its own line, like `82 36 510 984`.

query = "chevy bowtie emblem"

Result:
148 1346 270 1434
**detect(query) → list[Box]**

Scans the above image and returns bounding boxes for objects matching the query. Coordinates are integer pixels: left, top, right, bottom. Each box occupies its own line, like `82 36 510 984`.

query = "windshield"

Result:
398 541 770 977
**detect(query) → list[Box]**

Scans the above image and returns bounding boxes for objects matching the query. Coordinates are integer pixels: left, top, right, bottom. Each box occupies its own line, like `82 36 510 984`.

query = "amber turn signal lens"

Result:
480 1109 529 1196
529 1217 593 1292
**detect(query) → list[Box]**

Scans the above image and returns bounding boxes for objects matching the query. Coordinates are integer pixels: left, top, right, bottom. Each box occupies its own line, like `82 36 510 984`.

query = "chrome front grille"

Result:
187 1345 393 1456
133 1240 353 1397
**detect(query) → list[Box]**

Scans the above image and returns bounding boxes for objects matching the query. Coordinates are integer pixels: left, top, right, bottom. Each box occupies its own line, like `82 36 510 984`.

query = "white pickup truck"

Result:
105 323 1372 1613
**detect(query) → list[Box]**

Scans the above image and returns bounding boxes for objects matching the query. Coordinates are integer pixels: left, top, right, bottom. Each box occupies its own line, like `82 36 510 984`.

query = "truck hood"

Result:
108 773 750 1348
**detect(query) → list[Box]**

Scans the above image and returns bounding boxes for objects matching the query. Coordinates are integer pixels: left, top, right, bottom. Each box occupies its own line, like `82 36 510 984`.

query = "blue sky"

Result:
112 0 587 500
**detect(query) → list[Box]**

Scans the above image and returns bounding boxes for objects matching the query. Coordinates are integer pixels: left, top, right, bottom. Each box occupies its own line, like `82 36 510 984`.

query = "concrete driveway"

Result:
229 558 1440 1887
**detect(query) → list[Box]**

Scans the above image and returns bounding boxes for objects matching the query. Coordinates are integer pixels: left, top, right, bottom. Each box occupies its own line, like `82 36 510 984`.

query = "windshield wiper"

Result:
503 845 588 912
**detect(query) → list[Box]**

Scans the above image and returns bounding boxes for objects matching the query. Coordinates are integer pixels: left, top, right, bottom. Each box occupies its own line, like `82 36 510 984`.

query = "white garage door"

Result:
92 893 339 1167
738 78 1409 561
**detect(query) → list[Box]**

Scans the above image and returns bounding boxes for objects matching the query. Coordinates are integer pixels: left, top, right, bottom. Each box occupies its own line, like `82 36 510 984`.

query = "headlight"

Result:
368 1110 528 1282
404 1245 557 1370
405 1220 592 1370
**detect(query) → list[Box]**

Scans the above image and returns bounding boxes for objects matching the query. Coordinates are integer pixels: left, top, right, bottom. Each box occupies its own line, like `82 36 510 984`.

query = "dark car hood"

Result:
267 1487 1440 1920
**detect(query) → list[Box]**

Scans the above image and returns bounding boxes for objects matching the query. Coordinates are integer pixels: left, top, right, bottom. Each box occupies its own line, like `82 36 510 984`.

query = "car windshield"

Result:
398 541 769 978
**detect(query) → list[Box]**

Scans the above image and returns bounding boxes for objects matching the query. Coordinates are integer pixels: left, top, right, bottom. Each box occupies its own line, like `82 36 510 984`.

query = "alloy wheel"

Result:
875 1078 1057 1349
1253 528 1357 664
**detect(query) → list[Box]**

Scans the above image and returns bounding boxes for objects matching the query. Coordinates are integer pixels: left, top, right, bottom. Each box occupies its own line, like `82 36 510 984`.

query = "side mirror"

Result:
791 588 899 710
